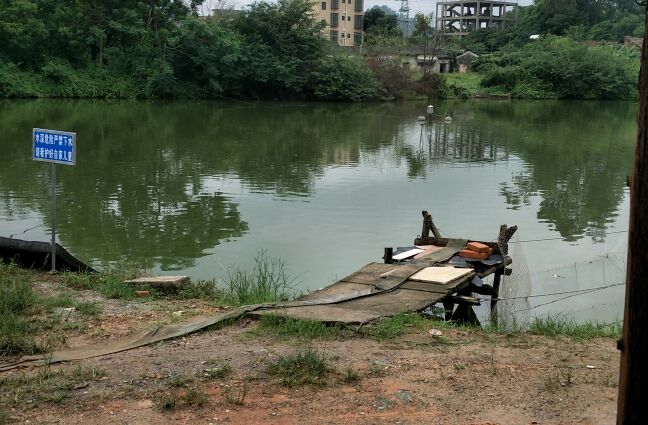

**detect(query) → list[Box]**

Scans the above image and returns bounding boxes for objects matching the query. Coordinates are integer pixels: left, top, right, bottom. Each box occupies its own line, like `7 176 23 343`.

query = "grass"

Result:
159 393 178 411
340 366 360 384
0 265 38 356
170 252 298 308
74 301 102 317
0 271 103 357
41 294 101 317
204 361 232 379
177 279 221 300
182 387 208 407
444 72 510 98
1 253 298 360
60 261 145 299
62 271 138 299
370 313 432 339
168 375 194 388
159 380 208 411
224 383 248 405
0 364 106 408
529 315 622 340
445 72 482 94
222 251 296 305
544 366 574 392
255 315 345 340
267 347 331 387
0 314 39 357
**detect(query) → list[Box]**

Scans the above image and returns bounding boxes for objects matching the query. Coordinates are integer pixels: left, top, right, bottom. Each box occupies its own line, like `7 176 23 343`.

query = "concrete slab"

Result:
124 275 190 291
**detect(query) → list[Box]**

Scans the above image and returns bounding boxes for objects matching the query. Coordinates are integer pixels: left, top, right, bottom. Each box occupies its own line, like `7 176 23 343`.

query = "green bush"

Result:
478 36 639 100
309 52 385 101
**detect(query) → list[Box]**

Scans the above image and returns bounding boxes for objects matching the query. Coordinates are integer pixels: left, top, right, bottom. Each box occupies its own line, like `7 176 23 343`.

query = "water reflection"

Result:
0 99 636 270
404 101 635 241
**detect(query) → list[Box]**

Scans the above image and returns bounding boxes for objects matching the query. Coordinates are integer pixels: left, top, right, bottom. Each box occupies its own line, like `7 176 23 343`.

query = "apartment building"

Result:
313 0 364 47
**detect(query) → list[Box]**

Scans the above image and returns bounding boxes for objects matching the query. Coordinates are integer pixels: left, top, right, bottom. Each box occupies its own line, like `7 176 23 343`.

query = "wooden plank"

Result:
298 282 373 301
409 266 473 284
400 279 468 294
341 263 423 286
252 306 382 324
335 288 445 316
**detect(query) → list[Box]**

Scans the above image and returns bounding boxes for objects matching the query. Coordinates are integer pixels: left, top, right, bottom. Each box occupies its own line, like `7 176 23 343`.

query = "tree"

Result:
0 0 47 67
233 0 326 98
363 6 400 36
524 0 644 36
412 13 433 38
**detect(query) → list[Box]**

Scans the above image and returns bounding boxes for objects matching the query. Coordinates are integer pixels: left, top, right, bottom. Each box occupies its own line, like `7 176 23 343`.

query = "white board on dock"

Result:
409 267 472 285
393 248 425 261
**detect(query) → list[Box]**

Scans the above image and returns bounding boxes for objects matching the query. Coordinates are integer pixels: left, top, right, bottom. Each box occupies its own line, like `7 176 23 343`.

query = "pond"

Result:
0 99 636 323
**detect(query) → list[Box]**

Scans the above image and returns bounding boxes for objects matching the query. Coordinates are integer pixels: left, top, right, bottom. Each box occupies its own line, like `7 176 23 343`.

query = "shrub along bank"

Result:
0 0 385 101
472 36 640 100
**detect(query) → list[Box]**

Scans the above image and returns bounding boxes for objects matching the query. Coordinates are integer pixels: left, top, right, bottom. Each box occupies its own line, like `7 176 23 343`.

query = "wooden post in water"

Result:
421 210 442 239
617 7 648 424
383 247 393 264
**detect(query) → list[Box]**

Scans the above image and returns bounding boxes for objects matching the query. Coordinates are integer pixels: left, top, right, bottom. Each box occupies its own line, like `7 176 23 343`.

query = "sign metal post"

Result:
32 128 76 272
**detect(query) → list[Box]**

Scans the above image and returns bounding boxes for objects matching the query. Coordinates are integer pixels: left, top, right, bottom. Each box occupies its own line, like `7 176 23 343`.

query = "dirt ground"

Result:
1 279 620 425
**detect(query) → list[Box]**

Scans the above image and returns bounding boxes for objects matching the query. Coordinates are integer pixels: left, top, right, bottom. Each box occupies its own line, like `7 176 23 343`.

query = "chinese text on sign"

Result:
32 128 76 166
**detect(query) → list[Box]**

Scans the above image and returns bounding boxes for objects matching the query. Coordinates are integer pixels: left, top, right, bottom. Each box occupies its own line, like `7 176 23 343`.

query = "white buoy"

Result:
426 105 434 115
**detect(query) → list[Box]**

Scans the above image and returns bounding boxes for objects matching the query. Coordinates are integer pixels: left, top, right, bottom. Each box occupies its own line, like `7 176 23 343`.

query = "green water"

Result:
0 99 636 322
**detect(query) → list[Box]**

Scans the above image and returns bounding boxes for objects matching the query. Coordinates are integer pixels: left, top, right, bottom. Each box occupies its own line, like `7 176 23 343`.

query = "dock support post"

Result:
421 210 442 239
383 247 393 264
490 270 502 326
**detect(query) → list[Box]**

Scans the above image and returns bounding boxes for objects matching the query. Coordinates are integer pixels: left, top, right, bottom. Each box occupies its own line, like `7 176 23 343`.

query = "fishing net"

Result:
493 233 627 329
495 233 532 330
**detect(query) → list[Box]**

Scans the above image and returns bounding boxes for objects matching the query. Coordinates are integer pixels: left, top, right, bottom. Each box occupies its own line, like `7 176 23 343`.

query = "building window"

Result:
321 1 326 10
354 15 362 29
330 30 338 42
348 15 351 21
331 0 338 10
347 33 350 38
330 13 338 27
354 31 362 45
355 0 363 12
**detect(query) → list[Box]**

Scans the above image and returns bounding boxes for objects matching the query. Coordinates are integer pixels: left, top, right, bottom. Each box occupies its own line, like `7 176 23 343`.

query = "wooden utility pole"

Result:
617 5 648 424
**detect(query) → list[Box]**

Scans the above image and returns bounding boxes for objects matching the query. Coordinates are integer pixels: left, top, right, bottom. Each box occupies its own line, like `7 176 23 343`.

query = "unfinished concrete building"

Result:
436 1 519 36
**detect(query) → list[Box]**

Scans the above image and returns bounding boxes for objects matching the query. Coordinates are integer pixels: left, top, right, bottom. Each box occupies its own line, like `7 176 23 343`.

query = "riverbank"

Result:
0 265 621 424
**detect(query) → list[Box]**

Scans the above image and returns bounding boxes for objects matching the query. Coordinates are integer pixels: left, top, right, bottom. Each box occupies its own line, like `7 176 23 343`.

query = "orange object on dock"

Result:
466 241 491 254
458 249 490 260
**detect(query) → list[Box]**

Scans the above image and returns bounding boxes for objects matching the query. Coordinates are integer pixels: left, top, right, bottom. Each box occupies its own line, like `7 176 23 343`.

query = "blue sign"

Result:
33 128 76 166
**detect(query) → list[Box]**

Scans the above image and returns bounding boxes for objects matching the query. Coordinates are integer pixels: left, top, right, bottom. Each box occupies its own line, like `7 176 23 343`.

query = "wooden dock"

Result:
254 211 515 325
